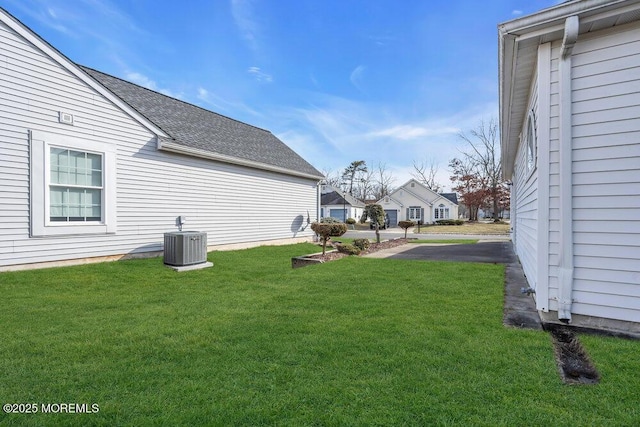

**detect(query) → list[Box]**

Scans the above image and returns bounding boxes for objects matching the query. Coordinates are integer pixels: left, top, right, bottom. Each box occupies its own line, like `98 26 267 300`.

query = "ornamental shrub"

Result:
360 204 386 243
311 221 348 255
352 238 370 251
398 220 415 238
320 217 342 223
345 217 357 225
435 219 464 226
336 244 360 255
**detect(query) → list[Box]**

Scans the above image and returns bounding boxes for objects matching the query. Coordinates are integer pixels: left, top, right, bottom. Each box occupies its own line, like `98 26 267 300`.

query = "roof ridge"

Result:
78 65 273 135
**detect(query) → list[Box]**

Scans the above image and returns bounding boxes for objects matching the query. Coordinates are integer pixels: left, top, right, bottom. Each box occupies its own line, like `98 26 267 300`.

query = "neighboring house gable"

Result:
0 7 322 270
499 0 640 334
377 180 458 225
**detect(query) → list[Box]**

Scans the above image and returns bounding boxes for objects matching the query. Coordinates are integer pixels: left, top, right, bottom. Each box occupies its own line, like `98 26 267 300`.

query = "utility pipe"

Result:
557 15 579 322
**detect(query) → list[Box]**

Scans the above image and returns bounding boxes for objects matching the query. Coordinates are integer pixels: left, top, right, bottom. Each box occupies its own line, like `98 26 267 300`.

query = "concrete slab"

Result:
165 261 213 272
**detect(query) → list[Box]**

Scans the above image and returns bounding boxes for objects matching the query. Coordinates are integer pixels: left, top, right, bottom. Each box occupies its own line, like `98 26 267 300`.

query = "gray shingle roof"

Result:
81 66 323 179
439 193 459 205
321 191 365 208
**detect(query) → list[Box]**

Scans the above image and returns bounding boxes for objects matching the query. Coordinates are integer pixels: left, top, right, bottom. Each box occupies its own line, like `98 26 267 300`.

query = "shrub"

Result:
320 217 342 223
435 219 464 226
311 221 348 255
352 238 370 251
398 220 415 238
336 244 361 255
360 204 385 243
345 217 357 225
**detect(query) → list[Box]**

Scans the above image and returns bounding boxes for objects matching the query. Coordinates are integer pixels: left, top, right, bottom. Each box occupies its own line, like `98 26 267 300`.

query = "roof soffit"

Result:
499 0 640 177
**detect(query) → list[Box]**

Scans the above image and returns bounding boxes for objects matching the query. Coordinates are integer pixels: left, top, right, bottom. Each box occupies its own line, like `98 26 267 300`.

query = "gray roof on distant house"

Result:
81 66 323 179
321 191 365 208
439 193 459 205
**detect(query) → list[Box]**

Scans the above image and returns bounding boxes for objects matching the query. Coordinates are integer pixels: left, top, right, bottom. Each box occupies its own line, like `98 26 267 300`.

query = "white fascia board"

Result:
498 0 640 178
498 0 631 35
157 139 324 181
0 8 169 139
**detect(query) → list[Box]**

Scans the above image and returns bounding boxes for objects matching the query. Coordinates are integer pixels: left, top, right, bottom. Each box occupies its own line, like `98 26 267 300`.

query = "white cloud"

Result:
368 124 459 140
512 9 523 16
195 86 263 118
231 0 260 51
125 71 180 98
264 91 499 194
350 65 366 93
247 67 273 83
126 72 157 90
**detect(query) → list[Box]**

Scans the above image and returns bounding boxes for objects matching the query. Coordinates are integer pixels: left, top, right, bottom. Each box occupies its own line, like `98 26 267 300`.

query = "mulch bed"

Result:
308 238 409 262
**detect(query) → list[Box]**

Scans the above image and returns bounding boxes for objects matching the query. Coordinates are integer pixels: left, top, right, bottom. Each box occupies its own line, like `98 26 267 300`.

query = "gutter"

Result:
557 15 579 322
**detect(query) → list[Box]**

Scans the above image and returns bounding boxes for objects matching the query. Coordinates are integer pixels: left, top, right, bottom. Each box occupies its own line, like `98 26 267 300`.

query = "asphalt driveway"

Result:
385 241 515 263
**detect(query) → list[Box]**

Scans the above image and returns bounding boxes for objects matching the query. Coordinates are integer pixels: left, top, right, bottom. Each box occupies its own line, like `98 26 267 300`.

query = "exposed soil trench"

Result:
546 324 600 385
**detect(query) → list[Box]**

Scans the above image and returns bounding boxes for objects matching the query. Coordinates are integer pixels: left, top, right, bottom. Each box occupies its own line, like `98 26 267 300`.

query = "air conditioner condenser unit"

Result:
163 231 208 266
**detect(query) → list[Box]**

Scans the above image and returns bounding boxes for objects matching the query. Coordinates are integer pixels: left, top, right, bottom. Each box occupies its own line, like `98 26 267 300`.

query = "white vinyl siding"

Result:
513 78 539 292
0 20 318 269
567 23 640 323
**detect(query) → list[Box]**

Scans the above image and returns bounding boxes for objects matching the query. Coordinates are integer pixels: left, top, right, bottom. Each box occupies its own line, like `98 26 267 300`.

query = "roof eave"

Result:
158 139 324 181
498 0 639 178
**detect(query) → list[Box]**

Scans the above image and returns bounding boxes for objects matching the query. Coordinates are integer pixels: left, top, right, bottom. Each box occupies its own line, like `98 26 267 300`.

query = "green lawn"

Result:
1 244 638 425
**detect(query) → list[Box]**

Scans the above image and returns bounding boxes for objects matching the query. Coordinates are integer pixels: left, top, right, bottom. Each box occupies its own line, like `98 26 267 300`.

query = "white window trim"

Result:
30 130 117 237
409 206 421 221
435 204 449 220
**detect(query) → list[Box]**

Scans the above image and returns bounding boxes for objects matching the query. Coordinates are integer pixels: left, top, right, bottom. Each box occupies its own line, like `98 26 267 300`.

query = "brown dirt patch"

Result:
547 324 600 384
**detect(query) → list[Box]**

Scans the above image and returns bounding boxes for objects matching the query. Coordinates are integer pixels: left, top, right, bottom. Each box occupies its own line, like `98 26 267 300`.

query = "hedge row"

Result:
435 219 465 226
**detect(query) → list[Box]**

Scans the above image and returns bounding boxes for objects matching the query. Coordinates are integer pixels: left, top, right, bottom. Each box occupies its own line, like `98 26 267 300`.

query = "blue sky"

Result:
4 0 561 191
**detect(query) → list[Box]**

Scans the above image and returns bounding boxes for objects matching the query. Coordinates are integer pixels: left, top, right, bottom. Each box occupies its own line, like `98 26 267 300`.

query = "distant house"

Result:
499 0 640 334
0 8 323 271
377 180 458 226
319 184 365 222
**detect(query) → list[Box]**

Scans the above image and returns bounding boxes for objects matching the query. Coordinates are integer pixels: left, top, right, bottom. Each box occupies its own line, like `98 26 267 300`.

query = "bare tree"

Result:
411 158 442 192
351 167 374 201
321 168 342 188
456 118 505 222
372 162 396 200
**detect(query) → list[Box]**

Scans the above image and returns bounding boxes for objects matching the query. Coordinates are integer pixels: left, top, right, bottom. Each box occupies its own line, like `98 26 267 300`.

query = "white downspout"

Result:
557 15 579 322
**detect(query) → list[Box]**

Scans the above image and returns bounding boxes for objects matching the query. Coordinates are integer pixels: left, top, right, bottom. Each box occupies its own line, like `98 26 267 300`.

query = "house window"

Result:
50 148 103 222
30 131 116 237
435 204 449 220
526 110 537 172
409 206 421 221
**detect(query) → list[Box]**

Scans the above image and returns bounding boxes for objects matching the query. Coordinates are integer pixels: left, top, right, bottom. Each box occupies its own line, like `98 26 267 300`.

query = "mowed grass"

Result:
1 243 639 425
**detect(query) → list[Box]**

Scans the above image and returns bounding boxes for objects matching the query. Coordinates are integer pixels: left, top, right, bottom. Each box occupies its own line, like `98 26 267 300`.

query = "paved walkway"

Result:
363 240 542 331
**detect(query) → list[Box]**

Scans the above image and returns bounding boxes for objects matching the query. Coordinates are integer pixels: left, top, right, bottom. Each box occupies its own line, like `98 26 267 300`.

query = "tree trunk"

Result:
492 187 500 222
